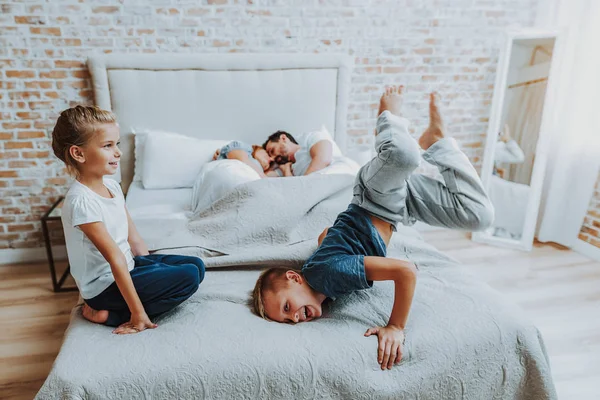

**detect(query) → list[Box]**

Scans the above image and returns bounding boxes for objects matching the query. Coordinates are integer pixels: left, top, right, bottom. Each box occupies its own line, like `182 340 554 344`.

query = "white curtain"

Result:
506 81 547 185
535 0 600 246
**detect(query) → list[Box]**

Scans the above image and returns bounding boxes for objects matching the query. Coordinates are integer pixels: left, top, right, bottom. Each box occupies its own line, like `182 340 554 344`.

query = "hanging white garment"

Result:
505 81 547 185
535 0 600 247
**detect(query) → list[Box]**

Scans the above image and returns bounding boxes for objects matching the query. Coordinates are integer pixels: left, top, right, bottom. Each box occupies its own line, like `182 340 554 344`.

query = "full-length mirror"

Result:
473 31 562 250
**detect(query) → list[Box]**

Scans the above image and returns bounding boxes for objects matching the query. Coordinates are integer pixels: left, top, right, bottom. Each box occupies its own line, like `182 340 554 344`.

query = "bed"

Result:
36 54 557 399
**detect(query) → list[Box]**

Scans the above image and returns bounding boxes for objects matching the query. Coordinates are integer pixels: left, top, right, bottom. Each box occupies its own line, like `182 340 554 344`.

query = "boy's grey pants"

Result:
351 110 494 231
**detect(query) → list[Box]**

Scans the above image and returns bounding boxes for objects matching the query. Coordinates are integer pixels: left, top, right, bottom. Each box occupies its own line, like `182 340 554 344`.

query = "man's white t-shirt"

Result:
292 129 343 176
61 178 134 299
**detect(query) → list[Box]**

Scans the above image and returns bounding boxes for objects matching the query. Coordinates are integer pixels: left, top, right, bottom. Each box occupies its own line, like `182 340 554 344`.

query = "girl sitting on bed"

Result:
213 141 286 177
51 105 205 335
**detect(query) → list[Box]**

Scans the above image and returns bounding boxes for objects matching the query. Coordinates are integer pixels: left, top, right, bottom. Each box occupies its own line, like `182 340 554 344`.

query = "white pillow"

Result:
319 125 344 159
312 126 360 174
141 131 229 189
132 128 227 183
190 159 261 216
132 128 205 183
131 129 148 182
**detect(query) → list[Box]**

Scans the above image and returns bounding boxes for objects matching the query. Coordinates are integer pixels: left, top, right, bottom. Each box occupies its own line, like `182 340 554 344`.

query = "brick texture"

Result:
1 0 540 250
579 171 600 249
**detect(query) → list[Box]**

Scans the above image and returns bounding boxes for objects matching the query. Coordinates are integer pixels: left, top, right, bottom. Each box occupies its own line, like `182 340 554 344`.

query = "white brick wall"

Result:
0 0 540 250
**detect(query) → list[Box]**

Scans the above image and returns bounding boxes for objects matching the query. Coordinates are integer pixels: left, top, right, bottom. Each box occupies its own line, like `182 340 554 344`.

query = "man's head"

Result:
252 267 325 324
263 131 299 164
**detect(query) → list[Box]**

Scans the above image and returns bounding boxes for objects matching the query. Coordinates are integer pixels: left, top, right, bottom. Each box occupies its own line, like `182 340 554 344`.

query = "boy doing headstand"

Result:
252 85 494 370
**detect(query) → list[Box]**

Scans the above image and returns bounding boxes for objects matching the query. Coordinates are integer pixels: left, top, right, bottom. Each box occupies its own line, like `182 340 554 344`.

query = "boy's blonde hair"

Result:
252 267 290 320
51 105 116 177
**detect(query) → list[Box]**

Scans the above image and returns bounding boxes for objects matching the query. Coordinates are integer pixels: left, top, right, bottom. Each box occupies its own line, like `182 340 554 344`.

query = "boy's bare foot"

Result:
418 92 445 150
378 85 404 117
82 303 109 324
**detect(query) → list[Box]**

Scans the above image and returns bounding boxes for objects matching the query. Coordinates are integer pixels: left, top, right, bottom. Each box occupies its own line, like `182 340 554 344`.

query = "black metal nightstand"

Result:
41 196 77 292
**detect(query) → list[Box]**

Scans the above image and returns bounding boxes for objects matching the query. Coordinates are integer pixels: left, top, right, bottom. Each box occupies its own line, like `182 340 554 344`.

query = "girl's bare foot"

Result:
377 85 404 117
418 92 445 150
82 303 109 324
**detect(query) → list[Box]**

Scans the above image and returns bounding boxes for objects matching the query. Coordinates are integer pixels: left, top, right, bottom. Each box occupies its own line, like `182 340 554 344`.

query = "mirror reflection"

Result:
488 37 555 240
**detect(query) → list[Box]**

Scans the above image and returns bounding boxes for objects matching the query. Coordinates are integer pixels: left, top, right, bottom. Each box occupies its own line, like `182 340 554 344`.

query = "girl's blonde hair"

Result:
51 105 116 176
251 145 264 158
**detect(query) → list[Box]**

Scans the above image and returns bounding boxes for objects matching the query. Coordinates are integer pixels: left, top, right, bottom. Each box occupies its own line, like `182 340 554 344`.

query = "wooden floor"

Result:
1 231 599 399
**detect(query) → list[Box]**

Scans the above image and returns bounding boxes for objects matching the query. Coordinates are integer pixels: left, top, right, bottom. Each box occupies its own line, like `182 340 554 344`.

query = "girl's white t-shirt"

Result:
61 178 135 299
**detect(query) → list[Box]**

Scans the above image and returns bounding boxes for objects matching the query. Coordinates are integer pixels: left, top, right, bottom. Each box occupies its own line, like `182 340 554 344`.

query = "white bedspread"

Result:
124 182 192 252
37 173 557 399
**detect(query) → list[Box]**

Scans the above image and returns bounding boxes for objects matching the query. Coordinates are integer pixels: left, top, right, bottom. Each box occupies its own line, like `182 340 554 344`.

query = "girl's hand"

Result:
212 148 221 160
113 311 157 334
364 324 405 370
281 162 293 177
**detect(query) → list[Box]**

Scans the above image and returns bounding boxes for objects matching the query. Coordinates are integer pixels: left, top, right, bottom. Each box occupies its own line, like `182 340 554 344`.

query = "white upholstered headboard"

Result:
87 54 353 193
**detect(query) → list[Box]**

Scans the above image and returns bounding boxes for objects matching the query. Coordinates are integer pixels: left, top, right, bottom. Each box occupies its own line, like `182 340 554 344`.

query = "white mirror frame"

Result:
472 29 566 251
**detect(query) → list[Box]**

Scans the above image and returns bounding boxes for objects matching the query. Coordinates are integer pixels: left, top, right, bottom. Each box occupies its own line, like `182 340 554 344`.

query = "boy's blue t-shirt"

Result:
302 204 387 300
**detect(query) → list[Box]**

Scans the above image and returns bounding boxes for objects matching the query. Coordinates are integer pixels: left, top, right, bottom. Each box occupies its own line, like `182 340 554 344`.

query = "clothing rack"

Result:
507 45 552 89
507 77 548 89
530 45 552 65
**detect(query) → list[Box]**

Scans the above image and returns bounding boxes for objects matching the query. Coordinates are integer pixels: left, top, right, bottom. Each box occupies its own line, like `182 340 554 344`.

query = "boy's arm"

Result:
363 256 417 370
126 208 149 256
79 222 157 334
317 227 329 246
304 140 333 175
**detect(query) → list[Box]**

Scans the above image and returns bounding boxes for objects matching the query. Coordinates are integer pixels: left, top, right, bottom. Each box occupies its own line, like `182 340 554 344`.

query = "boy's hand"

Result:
113 311 158 335
364 324 405 370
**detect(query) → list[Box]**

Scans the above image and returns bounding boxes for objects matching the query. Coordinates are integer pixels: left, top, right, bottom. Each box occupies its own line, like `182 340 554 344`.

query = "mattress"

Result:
125 182 193 251
37 238 557 400
126 181 192 214
37 177 557 399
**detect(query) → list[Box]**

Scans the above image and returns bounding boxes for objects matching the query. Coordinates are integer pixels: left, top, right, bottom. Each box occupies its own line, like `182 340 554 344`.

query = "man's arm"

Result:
303 140 333 175
363 256 417 369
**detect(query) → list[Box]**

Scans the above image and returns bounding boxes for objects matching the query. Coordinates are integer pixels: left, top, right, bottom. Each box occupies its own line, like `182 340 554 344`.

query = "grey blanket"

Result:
36 174 557 399
155 173 359 268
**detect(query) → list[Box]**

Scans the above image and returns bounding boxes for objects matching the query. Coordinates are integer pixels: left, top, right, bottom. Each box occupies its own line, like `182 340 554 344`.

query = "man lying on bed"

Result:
263 125 341 176
252 85 494 370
